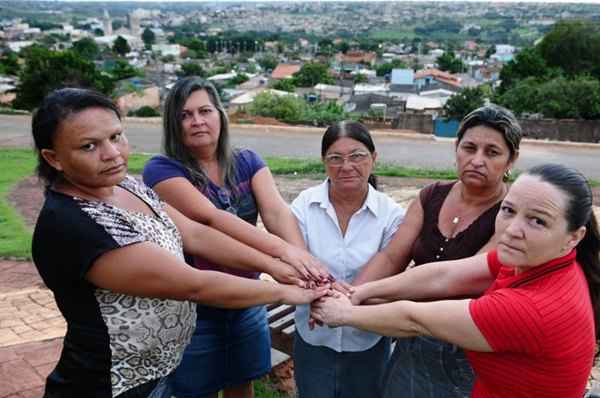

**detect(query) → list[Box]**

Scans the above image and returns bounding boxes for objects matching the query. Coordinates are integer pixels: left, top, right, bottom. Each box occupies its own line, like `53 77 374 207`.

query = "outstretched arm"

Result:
153 174 325 281
352 198 424 285
153 177 292 259
311 295 491 352
86 240 328 308
251 167 328 281
165 203 306 286
353 253 494 304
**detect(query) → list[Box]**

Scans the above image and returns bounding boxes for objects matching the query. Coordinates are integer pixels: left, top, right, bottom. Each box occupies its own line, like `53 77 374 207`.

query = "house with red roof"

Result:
414 68 462 93
271 63 302 80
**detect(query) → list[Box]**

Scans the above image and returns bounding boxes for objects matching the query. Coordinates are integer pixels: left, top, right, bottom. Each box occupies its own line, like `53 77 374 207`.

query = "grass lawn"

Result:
0 149 36 258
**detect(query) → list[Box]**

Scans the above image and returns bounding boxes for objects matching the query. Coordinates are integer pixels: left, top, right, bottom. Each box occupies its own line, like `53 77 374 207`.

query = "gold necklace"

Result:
450 182 506 231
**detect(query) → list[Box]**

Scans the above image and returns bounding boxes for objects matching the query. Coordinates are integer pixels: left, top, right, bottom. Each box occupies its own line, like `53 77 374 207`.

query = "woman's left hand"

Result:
310 294 353 328
280 244 331 283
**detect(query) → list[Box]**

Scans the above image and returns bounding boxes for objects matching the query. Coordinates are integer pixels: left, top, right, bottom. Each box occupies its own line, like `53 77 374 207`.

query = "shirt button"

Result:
445 238 449 242
440 247 444 252
436 255 440 259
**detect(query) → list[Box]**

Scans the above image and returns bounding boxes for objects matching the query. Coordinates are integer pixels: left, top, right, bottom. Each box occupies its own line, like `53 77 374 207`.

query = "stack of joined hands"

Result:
278 246 361 329
304 274 359 330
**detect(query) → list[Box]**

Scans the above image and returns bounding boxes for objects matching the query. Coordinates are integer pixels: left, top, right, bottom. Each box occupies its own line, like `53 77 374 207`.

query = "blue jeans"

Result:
382 336 474 398
294 332 390 398
167 305 271 398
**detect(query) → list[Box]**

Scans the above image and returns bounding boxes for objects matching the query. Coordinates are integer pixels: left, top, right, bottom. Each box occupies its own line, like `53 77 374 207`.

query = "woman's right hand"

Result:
279 243 331 283
280 284 329 305
268 260 308 288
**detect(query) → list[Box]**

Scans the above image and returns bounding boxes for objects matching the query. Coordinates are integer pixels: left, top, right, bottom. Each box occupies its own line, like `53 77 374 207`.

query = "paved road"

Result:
2 114 600 178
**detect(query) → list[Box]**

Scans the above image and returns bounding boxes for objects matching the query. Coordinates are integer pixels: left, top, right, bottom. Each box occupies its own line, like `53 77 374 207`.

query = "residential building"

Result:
414 68 462 93
491 44 516 63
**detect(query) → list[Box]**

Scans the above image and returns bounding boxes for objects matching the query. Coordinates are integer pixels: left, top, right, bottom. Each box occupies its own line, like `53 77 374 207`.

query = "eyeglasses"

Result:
324 151 370 166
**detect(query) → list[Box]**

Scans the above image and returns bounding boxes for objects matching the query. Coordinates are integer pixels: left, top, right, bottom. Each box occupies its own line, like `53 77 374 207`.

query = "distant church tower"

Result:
129 12 141 37
103 10 112 36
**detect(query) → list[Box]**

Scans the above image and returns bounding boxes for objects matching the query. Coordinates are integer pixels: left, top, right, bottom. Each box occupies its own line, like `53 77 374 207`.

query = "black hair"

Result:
321 121 378 189
31 87 121 185
162 76 237 195
527 163 600 336
457 103 522 161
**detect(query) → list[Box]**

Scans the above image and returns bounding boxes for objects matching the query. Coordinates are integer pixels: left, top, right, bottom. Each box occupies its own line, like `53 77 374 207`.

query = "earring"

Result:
503 169 512 182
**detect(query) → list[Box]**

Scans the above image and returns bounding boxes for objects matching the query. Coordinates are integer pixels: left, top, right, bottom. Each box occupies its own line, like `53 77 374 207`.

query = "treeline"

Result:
445 20 600 120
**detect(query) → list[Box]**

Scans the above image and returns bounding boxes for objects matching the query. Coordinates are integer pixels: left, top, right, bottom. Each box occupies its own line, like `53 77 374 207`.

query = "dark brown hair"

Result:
32 88 121 185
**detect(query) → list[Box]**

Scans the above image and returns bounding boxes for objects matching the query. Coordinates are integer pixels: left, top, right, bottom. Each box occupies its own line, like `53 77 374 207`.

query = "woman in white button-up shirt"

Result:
291 121 405 398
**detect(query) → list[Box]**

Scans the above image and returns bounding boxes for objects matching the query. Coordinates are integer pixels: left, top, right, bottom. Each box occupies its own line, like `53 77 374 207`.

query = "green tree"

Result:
495 77 541 116
112 36 131 56
443 87 486 120
538 20 600 79
248 91 305 123
245 63 257 74
72 37 100 60
272 78 296 92
109 59 141 81
177 62 206 78
128 106 160 117
436 51 465 74
0 52 20 76
317 38 334 55
257 55 278 71
293 62 334 87
178 37 206 59
228 73 249 86
353 73 368 84
497 47 553 93
13 47 113 110
376 59 408 77
497 76 600 119
336 41 350 54
142 28 156 50
358 39 380 52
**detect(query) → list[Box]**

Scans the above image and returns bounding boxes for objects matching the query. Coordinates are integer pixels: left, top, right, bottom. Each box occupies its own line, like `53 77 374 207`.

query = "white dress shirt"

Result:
291 179 405 352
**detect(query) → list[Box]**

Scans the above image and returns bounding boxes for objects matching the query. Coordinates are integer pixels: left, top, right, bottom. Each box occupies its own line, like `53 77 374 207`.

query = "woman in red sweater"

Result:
311 163 600 398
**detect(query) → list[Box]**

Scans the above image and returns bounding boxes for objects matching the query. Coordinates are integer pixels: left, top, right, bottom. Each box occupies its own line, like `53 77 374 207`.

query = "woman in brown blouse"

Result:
352 104 523 398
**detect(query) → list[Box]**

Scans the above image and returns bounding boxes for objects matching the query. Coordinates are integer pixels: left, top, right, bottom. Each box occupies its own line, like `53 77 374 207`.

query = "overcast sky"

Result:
58 0 600 3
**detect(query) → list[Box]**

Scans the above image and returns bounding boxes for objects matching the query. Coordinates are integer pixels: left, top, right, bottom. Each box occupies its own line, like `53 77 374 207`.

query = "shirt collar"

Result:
309 178 379 217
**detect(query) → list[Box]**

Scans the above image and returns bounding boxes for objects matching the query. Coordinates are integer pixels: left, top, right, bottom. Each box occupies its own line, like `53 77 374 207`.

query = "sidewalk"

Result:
0 260 64 398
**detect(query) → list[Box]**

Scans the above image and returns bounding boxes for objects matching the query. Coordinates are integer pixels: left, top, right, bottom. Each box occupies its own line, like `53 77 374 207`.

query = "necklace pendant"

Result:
452 216 459 225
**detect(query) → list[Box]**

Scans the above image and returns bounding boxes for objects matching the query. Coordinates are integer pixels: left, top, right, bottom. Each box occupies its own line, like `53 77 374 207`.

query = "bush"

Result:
496 75 600 119
128 106 160 117
247 92 352 125
443 87 486 120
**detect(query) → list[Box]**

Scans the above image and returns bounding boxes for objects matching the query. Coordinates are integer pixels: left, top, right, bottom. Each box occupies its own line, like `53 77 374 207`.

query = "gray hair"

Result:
162 77 237 194
456 103 522 161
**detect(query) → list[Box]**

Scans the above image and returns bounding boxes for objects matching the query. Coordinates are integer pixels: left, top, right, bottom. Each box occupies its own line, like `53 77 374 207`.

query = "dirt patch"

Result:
8 176 46 228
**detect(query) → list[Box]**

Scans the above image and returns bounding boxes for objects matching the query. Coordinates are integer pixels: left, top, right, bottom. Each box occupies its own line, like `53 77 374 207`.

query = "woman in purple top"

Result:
143 77 327 398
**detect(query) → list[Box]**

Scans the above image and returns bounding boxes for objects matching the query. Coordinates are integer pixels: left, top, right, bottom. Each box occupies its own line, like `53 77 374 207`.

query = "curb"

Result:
8 113 600 149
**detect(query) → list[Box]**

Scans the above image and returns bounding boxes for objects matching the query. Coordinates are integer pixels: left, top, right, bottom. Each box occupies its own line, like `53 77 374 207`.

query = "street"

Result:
1 114 599 178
